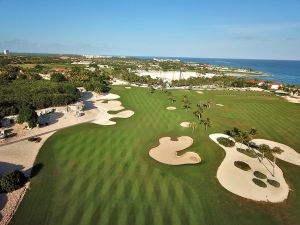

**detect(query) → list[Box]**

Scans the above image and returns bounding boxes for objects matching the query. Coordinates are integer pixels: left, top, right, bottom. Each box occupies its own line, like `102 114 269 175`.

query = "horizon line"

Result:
1 51 300 62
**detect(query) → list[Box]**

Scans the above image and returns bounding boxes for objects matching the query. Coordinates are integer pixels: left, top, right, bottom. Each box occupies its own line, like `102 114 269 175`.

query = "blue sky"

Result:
0 0 300 60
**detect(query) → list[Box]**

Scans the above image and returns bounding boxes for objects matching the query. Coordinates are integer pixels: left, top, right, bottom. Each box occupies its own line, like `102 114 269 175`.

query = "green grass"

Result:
252 178 268 188
267 179 280 188
10 87 300 225
237 148 260 158
253 171 267 179
234 161 252 171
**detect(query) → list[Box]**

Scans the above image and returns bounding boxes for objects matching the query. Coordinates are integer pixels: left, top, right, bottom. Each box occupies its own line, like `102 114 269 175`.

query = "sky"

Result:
0 0 300 60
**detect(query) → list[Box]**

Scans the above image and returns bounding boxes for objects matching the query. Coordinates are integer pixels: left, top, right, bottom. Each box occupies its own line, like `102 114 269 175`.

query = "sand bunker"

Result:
180 122 191 128
93 100 134 125
125 87 131 89
216 104 224 107
166 106 176 110
252 139 300 166
94 93 120 101
209 133 289 203
149 136 201 165
196 91 203 94
282 96 300 104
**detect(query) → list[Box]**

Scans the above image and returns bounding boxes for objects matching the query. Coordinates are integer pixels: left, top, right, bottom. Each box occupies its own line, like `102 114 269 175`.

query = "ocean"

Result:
138 56 300 85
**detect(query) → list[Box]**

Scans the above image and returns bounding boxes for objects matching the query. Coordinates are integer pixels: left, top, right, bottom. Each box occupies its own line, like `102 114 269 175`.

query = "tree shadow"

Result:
0 192 8 221
25 163 43 179
38 112 64 126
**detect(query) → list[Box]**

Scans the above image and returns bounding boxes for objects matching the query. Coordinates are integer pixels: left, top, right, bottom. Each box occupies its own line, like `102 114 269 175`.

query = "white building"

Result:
3 49 9 55
270 82 281 90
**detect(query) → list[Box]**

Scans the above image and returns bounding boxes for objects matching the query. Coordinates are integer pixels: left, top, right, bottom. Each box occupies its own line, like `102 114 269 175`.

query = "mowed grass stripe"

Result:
10 87 300 225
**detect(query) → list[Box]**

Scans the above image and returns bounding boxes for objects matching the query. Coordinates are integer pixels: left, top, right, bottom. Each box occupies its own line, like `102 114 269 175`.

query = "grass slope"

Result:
10 87 300 225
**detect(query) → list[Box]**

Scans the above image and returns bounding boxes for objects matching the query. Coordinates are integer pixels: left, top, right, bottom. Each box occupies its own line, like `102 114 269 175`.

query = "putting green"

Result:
10 87 300 225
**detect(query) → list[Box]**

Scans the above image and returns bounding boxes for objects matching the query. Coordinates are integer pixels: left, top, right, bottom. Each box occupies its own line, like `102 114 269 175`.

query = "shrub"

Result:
217 137 235 147
267 179 280 188
253 171 267 179
234 161 251 171
0 170 28 193
237 148 259 158
252 178 267 188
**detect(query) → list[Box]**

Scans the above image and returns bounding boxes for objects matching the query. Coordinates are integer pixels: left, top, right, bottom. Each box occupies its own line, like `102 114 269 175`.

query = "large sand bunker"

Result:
196 91 203 94
149 136 201 165
93 100 134 125
252 139 300 166
93 93 120 101
209 133 290 203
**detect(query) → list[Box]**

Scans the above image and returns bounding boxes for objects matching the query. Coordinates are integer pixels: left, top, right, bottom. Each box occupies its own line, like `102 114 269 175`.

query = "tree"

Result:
258 144 271 161
168 95 176 103
0 170 28 193
51 73 66 82
182 95 191 111
200 118 211 131
17 104 38 128
270 147 284 176
193 104 204 120
189 121 197 132
150 85 155 93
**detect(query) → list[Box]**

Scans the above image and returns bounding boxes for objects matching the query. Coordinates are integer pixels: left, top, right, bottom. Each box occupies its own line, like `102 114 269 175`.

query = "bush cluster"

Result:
217 137 235 147
0 170 28 193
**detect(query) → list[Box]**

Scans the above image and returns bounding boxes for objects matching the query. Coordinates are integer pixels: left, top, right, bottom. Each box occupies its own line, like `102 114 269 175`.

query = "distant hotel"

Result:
3 49 9 55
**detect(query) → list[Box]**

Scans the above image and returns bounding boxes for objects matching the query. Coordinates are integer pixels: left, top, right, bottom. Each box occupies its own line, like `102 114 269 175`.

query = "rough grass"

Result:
217 137 235 147
252 178 267 188
267 179 281 188
237 148 260 158
10 88 300 225
254 171 267 179
234 161 252 171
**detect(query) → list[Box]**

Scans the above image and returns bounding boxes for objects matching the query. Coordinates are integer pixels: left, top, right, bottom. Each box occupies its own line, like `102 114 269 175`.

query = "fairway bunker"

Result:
93 100 134 125
166 106 176 110
180 122 191 128
216 104 224 107
209 133 290 203
149 136 201 165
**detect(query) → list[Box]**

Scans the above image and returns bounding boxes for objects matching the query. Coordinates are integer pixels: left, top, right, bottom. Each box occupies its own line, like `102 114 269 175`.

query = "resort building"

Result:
270 82 281 90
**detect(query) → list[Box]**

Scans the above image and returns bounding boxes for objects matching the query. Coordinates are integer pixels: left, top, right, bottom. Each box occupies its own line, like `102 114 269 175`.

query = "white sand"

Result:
196 91 203 94
209 133 289 203
166 106 176 110
137 70 200 81
252 139 300 166
92 100 134 125
149 136 201 165
125 87 131 89
216 104 224 107
180 122 191 128
282 96 300 104
93 93 120 101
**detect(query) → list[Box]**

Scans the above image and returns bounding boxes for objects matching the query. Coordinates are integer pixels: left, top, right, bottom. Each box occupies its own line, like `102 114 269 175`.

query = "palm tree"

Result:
207 100 212 109
183 100 191 111
271 147 283 176
168 95 176 103
149 85 155 94
193 105 204 120
189 121 197 133
258 144 271 161
200 118 211 131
